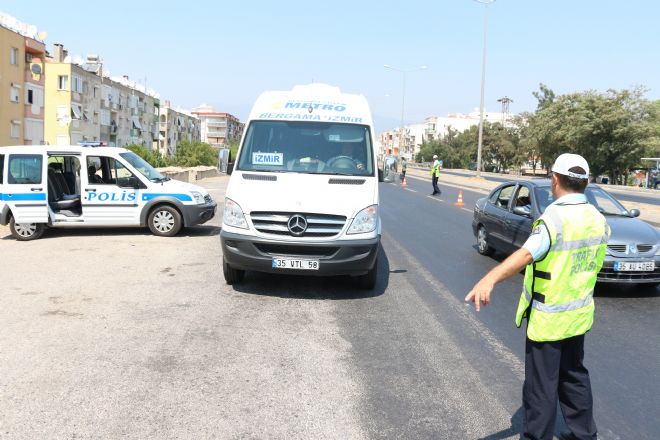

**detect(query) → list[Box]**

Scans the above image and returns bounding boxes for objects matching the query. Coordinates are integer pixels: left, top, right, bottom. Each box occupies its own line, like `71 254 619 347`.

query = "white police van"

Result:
0 144 216 240
220 83 381 289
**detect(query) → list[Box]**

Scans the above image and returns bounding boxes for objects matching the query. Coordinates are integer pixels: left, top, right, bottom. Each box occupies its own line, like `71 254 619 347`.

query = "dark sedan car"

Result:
472 179 660 286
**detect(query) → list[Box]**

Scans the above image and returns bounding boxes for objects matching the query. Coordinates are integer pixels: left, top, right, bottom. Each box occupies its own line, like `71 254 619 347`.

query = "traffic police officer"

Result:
430 155 442 195
465 153 609 440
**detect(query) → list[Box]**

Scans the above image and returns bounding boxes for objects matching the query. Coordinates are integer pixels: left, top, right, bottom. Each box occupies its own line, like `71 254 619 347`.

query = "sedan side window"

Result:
494 185 515 210
488 188 501 204
511 185 531 210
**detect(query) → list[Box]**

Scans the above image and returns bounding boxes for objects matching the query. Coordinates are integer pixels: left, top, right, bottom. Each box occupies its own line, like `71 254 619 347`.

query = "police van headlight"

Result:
191 191 205 205
347 205 378 235
223 198 248 229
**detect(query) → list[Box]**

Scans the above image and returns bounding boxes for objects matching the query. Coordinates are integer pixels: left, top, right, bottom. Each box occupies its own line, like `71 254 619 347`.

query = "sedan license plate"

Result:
613 261 655 272
272 257 319 270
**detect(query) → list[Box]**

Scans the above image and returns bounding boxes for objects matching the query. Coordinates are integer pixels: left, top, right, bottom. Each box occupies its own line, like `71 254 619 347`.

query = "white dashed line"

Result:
461 207 472 213
403 188 416 192
426 196 443 202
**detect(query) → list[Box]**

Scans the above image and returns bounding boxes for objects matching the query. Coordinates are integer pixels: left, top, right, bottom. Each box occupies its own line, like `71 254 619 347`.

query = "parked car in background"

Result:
472 179 660 286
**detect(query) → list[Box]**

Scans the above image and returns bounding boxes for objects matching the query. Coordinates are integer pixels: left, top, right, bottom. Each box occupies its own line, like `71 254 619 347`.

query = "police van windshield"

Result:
119 151 167 182
237 121 374 176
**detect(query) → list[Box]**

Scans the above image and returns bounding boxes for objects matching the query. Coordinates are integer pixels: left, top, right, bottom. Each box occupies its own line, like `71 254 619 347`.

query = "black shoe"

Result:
431 192 437 195
557 432 579 440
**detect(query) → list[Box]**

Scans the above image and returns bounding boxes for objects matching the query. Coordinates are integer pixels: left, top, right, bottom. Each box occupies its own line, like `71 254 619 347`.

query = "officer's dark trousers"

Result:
523 334 597 440
431 176 440 194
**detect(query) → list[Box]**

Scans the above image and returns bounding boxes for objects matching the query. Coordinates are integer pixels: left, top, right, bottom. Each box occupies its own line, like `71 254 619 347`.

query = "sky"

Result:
3 0 660 131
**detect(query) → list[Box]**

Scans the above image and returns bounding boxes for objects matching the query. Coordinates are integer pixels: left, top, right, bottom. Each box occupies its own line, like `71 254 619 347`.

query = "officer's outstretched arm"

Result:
465 248 533 311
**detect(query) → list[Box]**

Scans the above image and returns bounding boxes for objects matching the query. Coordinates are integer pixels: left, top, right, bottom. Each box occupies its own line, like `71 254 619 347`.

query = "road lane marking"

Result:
461 208 472 213
426 196 443 202
382 231 525 378
404 188 416 193
405 174 490 195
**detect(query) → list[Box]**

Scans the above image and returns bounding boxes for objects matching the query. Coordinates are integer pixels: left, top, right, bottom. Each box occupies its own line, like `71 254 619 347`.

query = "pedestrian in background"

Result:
465 153 609 440
430 154 441 195
400 157 407 182
652 168 659 189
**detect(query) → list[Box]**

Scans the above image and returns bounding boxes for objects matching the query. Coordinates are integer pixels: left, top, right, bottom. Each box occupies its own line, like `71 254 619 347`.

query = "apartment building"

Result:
44 44 160 148
0 13 46 146
191 104 243 149
157 100 201 156
106 75 160 149
379 109 514 160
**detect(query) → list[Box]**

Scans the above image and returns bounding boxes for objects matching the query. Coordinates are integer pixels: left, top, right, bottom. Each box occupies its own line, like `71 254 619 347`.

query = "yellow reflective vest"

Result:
515 201 610 342
430 161 441 177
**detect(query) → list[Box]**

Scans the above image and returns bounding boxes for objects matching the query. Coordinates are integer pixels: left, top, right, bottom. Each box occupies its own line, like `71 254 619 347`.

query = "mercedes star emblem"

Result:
287 214 308 236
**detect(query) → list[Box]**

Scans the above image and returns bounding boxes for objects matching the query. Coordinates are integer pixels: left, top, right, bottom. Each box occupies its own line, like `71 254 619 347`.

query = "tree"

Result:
173 141 217 167
525 85 657 184
125 144 171 167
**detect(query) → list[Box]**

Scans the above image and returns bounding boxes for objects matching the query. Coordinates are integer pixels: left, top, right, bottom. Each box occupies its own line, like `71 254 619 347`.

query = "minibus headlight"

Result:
191 191 205 205
223 198 248 229
347 205 378 235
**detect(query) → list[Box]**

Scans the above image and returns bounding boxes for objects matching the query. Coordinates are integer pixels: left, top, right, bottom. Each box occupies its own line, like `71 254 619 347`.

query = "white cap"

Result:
433 154 438 159
552 153 589 179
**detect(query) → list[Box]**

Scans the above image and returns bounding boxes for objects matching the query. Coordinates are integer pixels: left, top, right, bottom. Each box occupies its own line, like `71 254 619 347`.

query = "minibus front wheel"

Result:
9 217 45 241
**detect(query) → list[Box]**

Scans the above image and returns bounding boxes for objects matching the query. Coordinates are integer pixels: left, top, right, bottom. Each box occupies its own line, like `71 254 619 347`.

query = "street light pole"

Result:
474 0 495 178
384 64 427 159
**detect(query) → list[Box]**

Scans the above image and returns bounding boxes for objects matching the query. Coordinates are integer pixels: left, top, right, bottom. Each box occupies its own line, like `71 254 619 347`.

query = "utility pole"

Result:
497 96 512 125
475 0 495 178
384 64 427 159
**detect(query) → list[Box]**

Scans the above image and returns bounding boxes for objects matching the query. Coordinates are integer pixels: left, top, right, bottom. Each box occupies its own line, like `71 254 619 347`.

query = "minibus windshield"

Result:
237 121 374 176
119 151 167 182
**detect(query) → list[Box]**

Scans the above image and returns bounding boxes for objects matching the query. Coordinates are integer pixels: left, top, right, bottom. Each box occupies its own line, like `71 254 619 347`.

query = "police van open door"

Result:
81 152 144 226
2 151 48 239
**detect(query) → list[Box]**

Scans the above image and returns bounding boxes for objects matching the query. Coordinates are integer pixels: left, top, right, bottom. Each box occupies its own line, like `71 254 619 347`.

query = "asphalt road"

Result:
442 169 660 206
384 174 660 440
1 175 658 439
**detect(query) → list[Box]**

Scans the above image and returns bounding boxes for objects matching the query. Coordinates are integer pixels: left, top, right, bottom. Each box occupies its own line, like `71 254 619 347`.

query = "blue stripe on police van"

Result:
141 193 193 202
0 193 47 201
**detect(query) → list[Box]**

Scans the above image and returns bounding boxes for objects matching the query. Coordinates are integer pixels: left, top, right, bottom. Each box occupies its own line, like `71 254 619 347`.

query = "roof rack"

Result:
77 141 107 147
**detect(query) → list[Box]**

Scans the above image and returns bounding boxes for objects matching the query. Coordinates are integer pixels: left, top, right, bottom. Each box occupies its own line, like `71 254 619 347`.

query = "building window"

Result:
58 75 68 90
10 47 18 65
72 75 83 93
26 88 34 104
10 122 20 139
10 86 20 103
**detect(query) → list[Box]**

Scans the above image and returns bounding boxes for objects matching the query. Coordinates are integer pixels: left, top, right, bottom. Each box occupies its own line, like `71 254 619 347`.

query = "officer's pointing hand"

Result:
465 279 494 312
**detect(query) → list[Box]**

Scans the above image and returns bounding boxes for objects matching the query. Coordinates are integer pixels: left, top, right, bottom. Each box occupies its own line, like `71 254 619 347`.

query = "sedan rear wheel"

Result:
477 226 495 256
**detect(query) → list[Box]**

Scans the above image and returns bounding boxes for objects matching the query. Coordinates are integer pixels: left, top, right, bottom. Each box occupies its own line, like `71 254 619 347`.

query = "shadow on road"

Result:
230 245 390 300
1 225 221 241
479 406 524 440
595 282 659 298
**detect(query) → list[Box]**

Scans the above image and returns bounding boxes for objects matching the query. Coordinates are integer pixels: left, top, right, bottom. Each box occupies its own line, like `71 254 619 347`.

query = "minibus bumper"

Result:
220 230 379 276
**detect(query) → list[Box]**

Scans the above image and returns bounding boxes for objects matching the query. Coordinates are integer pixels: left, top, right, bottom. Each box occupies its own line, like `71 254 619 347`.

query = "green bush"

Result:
174 141 217 167
125 144 171 167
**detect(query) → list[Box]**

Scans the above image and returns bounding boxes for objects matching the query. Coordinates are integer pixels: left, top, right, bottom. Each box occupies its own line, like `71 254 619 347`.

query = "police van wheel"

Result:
357 258 378 290
148 205 182 237
223 258 245 284
477 226 495 256
9 218 45 241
